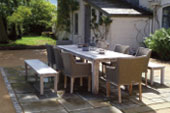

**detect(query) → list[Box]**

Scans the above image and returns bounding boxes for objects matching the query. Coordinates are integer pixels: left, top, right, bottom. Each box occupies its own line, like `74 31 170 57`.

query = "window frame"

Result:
162 6 170 28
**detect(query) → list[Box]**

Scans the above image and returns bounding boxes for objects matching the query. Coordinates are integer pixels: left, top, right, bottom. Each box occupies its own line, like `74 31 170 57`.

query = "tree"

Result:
0 16 8 43
0 0 27 42
0 0 56 43
8 6 32 36
24 0 56 35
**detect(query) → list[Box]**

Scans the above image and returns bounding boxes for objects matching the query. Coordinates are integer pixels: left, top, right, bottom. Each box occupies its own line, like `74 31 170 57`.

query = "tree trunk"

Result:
8 24 18 41
17 25 22 39
0 16 8 43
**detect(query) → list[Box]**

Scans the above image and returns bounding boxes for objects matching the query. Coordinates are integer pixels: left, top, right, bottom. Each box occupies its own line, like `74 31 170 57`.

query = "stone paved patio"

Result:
1 49 170 113
1 65 170 113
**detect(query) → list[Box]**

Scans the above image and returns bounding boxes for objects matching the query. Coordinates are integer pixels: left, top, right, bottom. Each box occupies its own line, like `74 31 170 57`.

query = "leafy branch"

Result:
57 0 79 32
91 9 112 43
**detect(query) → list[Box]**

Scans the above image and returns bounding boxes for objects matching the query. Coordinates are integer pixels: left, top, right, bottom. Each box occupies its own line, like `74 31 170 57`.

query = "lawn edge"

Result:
0 45 46 50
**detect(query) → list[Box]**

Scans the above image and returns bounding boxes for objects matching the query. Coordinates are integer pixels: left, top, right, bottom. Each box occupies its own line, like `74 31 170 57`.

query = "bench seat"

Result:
24 59 58 95
148 62 165 85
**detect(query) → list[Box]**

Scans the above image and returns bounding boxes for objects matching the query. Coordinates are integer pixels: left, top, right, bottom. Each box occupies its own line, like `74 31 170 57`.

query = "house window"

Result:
74 13 79 35
162 6 170 28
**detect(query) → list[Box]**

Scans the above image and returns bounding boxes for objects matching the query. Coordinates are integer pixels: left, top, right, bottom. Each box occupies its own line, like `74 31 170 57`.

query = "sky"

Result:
49 0 57 6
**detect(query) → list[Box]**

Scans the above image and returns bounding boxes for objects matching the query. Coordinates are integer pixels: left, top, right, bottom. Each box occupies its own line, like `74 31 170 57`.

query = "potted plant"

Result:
82 43 89 51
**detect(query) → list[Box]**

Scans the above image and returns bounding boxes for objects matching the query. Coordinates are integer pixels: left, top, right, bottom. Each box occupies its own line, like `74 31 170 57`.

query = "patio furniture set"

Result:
24 42 165 103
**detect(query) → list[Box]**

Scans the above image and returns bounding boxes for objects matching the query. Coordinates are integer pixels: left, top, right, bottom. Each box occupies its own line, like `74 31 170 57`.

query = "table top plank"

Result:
25 59 57 75
56 45 132 61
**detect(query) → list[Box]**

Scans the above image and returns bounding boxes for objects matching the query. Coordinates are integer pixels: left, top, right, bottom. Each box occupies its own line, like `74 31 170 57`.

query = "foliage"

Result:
8 6 31 25
7 6 32 35
24 0 56 35
0 0 57 43
0 0 27 42
0 36 56 46
0 0 27 18
91 9 112 43
57 0 79 32
145 28 170 60
41 31 55 39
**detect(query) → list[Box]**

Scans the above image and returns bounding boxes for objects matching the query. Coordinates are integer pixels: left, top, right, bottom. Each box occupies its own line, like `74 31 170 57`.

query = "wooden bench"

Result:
148 62 165 85
24 59 58 95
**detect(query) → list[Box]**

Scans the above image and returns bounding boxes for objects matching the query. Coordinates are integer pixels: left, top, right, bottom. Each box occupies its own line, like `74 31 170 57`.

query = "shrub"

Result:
62 37 69 40
144 28 170 60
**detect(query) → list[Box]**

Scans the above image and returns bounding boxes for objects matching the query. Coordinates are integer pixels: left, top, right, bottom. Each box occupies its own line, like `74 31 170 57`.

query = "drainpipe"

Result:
149 17 153 34
71 11 74 42
149 0 161 31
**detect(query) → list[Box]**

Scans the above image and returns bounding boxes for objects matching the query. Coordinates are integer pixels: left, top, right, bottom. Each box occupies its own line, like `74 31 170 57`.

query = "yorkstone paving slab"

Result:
143 92 161 99
124 102 170 113
160 92 170 97
11 83 36 94
22 100 64 113
70 106 122 113
87 99 111 108
157 88 170 93
110 98 141 110
33 109 68 113
145 108 170 113
78 92 111 107
7 75 26 83
58 94 93 112
151 98 166 103
4 67 25 76
140 98 159 105
16 94 39 104
148 102 170 111
122 105 154 113
163 97 170 102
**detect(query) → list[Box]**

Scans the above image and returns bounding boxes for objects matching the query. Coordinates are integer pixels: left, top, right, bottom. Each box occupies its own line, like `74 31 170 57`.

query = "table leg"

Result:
150 69 154 85
40 76 44 95
25 63 28 81
92 60 99 94
161 68 165 85
54 74 58 92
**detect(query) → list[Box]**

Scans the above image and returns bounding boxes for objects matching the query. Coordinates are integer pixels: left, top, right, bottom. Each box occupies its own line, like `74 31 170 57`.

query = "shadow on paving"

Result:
4 66 169 113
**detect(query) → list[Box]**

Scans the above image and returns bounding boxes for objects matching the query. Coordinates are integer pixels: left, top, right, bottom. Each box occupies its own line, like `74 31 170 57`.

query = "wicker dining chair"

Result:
106 56 147 103
61 52 92 93
53 48 64 72
102 44 130 76
46 44 55 68
114 44 130 54
135 47 152 86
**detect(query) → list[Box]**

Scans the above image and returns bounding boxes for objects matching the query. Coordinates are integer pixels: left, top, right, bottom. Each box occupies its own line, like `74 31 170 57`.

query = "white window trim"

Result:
160 3 170 28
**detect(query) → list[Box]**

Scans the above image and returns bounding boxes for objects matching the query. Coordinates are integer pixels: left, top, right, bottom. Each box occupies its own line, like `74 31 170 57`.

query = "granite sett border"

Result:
0 67 23 113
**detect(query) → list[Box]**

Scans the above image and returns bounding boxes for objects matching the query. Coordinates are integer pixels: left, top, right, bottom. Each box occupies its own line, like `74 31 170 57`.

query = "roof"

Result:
83 0 152 17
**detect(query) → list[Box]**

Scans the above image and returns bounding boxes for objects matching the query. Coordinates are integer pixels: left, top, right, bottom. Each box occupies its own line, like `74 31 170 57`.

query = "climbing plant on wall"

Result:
91 8 112 43
57 0 79 32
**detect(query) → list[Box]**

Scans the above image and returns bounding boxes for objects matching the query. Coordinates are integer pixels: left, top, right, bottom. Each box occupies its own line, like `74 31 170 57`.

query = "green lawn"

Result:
0 36 56 46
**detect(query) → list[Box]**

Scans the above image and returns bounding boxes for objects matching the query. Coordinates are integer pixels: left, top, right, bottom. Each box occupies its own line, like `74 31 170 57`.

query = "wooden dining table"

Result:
56 45 132 94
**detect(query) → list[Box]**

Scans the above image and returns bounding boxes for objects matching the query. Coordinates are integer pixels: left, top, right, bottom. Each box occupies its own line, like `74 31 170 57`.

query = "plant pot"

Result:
82 46 89 51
